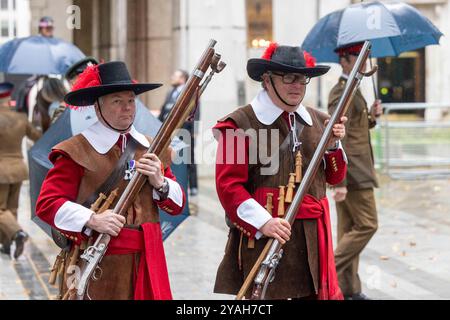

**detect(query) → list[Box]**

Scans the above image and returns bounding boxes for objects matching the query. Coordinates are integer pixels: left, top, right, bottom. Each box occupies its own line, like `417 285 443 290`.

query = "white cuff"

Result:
340 141 348 163
54 201 94 232
152 178 183 207
237 198 272 240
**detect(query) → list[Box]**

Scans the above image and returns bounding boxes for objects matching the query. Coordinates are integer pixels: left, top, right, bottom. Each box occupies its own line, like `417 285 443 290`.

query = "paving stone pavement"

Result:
1 177 450 300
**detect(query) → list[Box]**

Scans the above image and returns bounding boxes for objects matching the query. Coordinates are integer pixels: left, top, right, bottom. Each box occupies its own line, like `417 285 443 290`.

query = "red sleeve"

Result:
154 165 186 215
36 150 87 245
214 120 259 237
324 148 347 185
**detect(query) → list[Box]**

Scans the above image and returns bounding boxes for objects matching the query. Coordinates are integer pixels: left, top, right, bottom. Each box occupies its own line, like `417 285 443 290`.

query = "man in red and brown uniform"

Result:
36 61 185 300
213 44 347 300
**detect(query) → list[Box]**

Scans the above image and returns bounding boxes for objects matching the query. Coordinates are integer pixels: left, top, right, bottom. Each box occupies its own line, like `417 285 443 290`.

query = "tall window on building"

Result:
0 0 8 10
246 0 272 48
377 49 425 104
1 20 8 37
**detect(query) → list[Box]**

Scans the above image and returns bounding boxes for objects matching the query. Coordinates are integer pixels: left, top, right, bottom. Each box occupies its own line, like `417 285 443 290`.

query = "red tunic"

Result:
214 118 347 237
37 137 185 244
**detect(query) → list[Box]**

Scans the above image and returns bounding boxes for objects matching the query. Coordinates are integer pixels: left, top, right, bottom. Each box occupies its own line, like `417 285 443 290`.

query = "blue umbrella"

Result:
28 100 190 241
302 1 443 63
0 35 85 75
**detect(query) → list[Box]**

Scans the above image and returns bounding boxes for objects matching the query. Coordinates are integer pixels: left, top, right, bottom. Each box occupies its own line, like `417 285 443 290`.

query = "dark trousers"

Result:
187 134 198 189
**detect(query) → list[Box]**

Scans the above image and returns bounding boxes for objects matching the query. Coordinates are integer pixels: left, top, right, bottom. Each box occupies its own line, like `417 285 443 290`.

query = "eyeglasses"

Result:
270 72 311 85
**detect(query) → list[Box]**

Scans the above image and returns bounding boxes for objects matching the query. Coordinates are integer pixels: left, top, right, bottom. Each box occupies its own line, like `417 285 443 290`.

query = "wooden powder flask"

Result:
277 186 285 217
247 193 274 249
98 189 119 213
265 193 273 214
90 193 107 213
49 251 65 285
54 189 119 300
284 173 296 203
85 189 120 250
295 151 302 183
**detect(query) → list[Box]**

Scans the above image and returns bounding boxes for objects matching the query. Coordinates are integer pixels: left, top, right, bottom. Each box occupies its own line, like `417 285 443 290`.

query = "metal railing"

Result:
374 103 450 179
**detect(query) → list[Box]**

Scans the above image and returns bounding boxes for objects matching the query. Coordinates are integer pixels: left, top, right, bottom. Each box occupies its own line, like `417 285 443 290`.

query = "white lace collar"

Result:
250 90 312 126
81 121 150 154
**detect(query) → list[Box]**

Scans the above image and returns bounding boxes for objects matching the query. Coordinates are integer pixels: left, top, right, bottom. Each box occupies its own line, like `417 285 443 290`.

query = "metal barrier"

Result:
374 103 450 179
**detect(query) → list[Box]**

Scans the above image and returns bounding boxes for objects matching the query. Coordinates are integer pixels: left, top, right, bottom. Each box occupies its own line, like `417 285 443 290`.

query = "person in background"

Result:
35 77 68 125
65 56 100 87
0 82 42 259
38 16 54 38
159 69 199 196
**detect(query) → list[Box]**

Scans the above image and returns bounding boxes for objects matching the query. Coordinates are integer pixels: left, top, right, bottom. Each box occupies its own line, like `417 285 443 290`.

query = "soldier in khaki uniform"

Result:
0 82 42 258
47 57 100 125
328 43 383 300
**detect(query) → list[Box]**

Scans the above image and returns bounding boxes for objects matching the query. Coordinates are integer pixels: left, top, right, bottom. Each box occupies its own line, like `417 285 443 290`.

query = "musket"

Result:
236 40 377 300
74 39 226 300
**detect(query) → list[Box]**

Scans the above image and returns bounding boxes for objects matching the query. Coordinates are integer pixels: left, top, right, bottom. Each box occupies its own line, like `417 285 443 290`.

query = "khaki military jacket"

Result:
0 109 41 184
328 77 378 190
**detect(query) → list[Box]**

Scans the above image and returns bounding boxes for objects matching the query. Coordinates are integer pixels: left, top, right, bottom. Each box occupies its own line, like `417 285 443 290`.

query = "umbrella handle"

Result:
368 57 380 101
363 64 378 77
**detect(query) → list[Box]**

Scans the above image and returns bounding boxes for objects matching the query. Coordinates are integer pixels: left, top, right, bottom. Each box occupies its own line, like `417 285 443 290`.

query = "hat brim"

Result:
64 83 162 106
247 58 330 82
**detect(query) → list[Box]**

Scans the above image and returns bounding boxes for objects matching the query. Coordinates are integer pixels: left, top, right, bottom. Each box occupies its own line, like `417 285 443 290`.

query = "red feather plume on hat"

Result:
303 51 316 68
262 42 279 60
67 64 101 109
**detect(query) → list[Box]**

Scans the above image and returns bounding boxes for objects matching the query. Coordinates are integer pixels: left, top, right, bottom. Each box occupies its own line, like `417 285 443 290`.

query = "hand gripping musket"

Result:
74 40 226 300
236 41 377 300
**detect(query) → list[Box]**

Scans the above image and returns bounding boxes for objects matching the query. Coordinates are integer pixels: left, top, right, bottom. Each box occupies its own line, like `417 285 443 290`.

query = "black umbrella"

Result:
28 100 189 241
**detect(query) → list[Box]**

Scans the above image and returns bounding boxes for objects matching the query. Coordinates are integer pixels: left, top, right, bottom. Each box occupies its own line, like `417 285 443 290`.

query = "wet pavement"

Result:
1 176 450 300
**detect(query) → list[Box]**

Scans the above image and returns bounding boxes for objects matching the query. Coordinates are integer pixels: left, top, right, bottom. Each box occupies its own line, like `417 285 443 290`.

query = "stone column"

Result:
126 0 174 109
29 0 73 41
178 0 247 177
73 0 94 56
92 0 111 61
109 0 127 61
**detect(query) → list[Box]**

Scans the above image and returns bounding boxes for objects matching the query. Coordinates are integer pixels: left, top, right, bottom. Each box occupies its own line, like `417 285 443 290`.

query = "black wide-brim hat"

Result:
65 61 162 107
247 43 330 82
